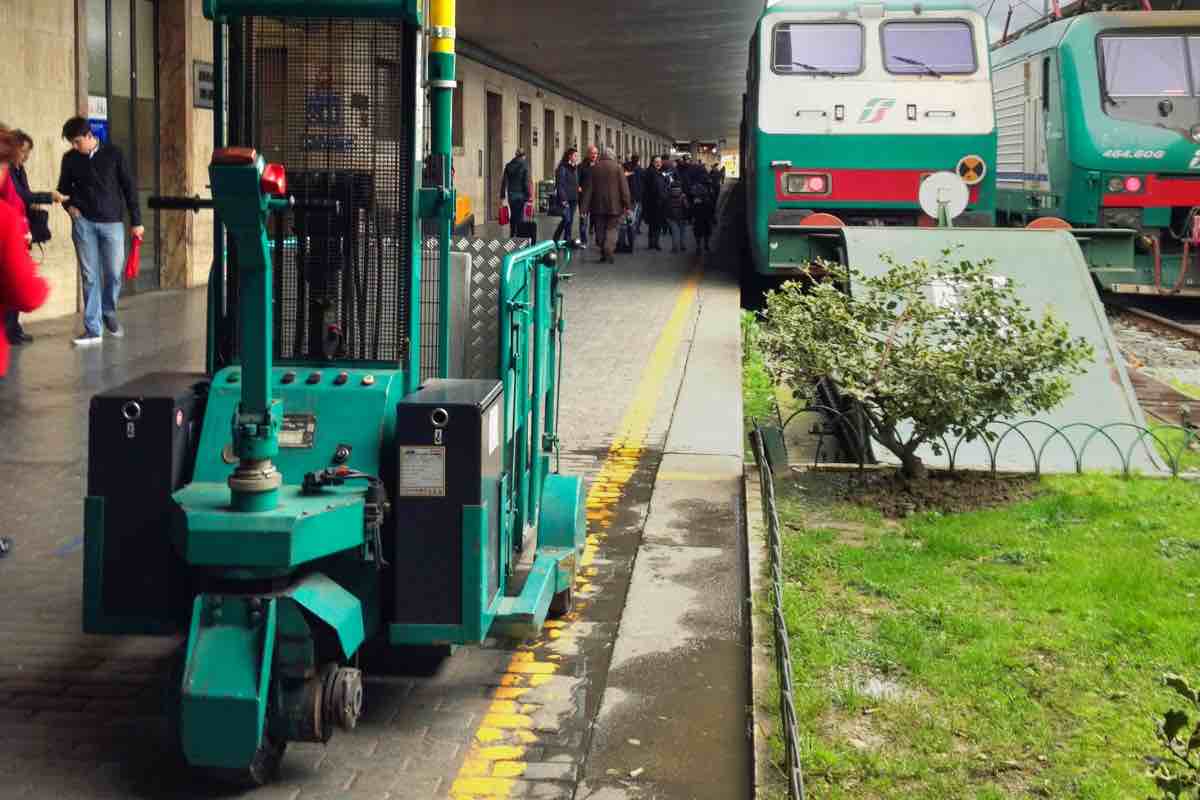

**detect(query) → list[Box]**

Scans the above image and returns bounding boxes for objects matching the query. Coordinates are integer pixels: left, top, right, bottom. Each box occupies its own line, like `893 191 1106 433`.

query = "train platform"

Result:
0 219 752 800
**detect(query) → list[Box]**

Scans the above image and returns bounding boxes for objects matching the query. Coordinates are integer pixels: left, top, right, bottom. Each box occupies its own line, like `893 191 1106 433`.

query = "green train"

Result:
992 9 1200 295
741 0 998 281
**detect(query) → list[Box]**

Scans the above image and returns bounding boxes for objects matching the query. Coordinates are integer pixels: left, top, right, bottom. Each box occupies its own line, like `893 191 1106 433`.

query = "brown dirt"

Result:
789 469 1040 519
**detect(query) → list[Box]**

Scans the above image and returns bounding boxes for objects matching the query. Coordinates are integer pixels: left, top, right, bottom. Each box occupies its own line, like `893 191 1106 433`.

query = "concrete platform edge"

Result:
745 463 777 799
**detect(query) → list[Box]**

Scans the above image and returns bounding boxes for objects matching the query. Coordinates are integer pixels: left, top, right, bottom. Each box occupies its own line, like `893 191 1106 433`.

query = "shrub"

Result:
757 251 1092 479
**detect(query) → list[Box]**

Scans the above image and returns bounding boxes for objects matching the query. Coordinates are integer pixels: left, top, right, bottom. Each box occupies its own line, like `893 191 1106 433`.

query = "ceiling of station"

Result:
455 1 763 144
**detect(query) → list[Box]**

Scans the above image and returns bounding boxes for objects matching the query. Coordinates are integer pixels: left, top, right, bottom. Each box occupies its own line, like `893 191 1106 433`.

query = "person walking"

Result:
580 147 631 265
663 161 689 254
691 182 716 253
552 147 580 245
56 117 142 346
0 127 49 376
500 148 532 238
5 130 51 346
577 145 598 250
642 155 667 252
627 154 645 237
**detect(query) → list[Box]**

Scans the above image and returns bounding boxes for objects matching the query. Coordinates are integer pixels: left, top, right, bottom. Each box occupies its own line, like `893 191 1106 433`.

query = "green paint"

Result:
181 595 277 769
539 474 585 554
174 483 365 569
204 0 421 22
284 573 366 660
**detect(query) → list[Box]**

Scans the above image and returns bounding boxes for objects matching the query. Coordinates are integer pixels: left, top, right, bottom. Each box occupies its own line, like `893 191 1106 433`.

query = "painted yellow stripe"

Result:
449 264 703 799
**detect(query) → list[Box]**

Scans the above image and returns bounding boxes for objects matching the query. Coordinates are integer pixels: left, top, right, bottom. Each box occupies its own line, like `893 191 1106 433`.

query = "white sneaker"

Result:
72 334 102 347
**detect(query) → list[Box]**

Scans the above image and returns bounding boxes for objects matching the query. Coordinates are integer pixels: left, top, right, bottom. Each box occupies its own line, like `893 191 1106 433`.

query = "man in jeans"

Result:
56 117 143 346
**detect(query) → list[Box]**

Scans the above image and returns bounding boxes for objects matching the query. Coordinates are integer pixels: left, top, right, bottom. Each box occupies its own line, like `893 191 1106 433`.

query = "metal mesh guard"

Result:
243 16 415 364
420 237 531 381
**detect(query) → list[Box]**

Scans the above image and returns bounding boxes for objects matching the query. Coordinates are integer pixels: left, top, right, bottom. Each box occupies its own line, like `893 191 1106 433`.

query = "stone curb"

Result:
744 461 777 798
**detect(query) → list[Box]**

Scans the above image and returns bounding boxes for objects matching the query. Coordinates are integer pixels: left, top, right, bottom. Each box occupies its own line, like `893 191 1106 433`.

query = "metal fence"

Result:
780 404 1200 478
751 425 806 800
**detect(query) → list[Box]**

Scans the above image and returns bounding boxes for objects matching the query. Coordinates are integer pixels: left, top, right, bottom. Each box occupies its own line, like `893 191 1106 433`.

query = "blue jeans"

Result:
632 202 643 233
578 212 591 245
73 218 125 336
666 219 686 251
553 202 577 243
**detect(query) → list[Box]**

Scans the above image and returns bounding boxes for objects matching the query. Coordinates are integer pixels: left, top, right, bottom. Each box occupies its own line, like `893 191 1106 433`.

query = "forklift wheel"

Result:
209 735 287 788
549 581 575 618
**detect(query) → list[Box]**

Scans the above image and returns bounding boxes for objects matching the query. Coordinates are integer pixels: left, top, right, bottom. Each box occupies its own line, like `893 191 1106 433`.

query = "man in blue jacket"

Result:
57 117 143 347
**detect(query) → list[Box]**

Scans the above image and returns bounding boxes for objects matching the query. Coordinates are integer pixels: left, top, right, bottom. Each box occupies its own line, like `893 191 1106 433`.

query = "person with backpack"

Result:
642 155 668 252
691 182 716 254
500 148 532 238
552 147 580 245
663 160 689 254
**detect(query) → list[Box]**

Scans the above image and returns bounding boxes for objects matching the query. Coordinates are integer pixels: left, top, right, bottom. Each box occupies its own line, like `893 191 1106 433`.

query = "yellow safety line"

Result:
449 265 703 799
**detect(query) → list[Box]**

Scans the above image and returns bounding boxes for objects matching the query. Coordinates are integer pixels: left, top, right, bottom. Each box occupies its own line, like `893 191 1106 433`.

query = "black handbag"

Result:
27 207 50 245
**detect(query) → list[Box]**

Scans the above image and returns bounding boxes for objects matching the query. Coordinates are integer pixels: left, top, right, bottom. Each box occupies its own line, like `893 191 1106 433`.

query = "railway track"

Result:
1107 299 1200 427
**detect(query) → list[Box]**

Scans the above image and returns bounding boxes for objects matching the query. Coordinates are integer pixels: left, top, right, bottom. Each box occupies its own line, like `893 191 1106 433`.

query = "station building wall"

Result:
1 1 672 324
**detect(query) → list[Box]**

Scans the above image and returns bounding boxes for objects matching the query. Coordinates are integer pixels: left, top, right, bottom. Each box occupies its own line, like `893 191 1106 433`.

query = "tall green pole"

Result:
429 0 456 377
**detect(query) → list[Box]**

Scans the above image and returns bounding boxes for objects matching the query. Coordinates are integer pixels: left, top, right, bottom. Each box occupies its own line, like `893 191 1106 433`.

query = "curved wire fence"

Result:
780 404 1200 478
751 426 806 800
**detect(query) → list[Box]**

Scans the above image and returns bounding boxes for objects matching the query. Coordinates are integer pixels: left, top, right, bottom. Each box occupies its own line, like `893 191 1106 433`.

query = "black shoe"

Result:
17 331 32 343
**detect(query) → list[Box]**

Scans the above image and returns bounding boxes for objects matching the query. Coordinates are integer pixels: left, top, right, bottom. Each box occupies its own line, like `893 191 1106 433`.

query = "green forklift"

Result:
81 0 584 784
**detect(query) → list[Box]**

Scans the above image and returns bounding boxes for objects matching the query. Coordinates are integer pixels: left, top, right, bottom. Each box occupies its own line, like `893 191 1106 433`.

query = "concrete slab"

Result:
662 276 744 459
643 453 743 549
582 261 752 799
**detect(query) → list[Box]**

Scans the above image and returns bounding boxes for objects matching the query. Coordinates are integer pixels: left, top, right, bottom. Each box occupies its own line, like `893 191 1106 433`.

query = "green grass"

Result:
1168 378 1200 400
1149 424 1200 473
773 474 1200 799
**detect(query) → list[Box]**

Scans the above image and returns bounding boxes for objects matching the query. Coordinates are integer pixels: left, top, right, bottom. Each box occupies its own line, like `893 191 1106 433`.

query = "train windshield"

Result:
772 23 863 75
1099 36 1194 97
882 21 977 75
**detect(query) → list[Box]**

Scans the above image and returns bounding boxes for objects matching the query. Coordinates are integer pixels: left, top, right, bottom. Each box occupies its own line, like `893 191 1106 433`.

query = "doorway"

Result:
565 115 575 149
486 91 503 221
543 108 556 179
581 119 588 152
86 0 160 293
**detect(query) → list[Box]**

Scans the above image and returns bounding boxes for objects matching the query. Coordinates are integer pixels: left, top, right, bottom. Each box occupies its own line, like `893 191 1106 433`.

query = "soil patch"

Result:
789 468 1040 519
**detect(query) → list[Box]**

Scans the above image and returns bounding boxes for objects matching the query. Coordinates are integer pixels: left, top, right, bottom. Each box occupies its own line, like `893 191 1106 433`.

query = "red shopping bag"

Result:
524 200 535 220
499 204 510 226
124 235 143 280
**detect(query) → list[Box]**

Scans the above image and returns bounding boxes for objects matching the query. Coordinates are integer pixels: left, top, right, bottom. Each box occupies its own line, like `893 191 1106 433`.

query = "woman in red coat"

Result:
0 127 49 376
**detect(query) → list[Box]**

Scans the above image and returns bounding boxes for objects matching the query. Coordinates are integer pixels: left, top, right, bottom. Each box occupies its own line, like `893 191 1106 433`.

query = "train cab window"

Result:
881 21 977 75
1100 36 1191 97
771 23 863 75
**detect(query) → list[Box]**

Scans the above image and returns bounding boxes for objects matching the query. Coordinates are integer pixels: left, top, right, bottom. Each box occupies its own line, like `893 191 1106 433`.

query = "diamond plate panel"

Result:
421 237 531 381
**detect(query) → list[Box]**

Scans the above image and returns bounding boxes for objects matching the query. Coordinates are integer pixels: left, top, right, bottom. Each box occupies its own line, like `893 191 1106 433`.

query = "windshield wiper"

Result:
792 61 839 78
893 55 942 78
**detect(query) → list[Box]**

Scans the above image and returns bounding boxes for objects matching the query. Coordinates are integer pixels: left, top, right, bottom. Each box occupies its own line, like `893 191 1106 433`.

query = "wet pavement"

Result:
0 215 750 799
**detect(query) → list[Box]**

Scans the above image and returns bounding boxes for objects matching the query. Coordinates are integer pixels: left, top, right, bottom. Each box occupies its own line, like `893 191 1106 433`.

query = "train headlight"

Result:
1190 124 1200 143
1124 176 1144 193
1108 177 1125 193
784 172 831 195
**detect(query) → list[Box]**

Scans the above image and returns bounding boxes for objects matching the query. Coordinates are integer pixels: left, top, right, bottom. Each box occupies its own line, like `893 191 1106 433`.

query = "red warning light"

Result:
261 163 288 196
1124 176 1143 193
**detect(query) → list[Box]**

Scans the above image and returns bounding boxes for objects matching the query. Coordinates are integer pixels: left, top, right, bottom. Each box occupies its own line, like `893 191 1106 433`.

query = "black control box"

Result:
87 372 208 629
393 380 503 627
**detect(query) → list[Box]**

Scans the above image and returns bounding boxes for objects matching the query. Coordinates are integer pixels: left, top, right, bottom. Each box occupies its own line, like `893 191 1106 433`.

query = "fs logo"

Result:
859 97 896 124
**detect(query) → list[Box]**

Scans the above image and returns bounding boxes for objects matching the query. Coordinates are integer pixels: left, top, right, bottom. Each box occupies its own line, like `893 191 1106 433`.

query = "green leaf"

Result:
1166 674 1200 706
1163 709 1191 743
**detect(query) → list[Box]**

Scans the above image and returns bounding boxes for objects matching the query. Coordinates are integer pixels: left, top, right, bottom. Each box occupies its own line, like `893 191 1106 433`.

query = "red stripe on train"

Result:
1102 175 1200 208
774 168 981 204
